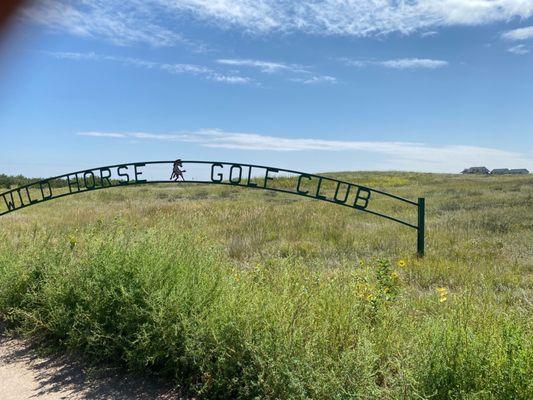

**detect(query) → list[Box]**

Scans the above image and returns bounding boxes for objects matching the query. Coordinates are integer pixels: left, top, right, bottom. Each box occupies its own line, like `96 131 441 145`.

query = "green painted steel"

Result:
0 160 425 256
417 198 425 257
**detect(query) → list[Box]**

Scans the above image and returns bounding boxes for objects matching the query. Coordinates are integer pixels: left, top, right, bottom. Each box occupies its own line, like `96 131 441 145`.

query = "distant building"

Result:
462 167 529 175
490 168 529 175
461 167 490 174
490 168 510 175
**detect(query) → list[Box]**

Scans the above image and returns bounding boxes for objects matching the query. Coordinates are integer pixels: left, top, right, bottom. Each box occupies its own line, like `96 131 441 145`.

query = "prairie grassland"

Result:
0 172 532 399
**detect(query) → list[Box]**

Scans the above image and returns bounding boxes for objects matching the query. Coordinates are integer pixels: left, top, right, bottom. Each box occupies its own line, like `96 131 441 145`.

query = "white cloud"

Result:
420 31 438 38
210 74 253 84
167 0 533 35
215 58 336 84
345 58 449 69
77 132 126 138
216 58 308 73
45 51 252 84
508 44 530 54
22 0 183 47
23 1 533 46
291 75 337 84
502 26 533 41
378 58 449 69
342 59 367 67
76 129 532 171
46 52 333 85
45 51 101 61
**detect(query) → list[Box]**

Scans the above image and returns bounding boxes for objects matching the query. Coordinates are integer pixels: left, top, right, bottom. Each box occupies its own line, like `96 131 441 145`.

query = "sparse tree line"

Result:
0 173 68 189
0 173 124 189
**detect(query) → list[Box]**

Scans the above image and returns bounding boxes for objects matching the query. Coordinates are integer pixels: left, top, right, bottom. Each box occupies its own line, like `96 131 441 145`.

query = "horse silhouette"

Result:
170 159 186 181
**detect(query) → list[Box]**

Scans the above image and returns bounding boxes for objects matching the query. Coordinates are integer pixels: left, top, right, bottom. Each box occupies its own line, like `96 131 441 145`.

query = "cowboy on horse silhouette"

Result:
170 159 186 181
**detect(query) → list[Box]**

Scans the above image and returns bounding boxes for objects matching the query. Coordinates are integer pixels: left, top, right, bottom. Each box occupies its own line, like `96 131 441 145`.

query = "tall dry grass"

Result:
0 172 531 398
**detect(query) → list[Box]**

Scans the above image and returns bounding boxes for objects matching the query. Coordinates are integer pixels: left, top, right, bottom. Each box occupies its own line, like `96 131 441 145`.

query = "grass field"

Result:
0 171 531 399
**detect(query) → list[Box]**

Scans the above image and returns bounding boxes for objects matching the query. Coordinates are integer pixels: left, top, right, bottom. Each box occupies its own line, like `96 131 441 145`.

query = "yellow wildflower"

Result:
436 287 448 303
68 235 77 250
397 260 407 268
391 271 399 280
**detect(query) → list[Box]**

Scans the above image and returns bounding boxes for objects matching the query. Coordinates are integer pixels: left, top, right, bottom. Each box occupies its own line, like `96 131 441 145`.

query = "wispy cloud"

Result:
507 44 530 55
45 51 252 84
215 58 336 84
76 129 531 171
156 1 533 36
420 31 438 38
78 132 126 138
290 75 337 84
22 1 533 47
378 58 448 69
216 58 308 74
502 26 533 41
22 0 185 47
210 75 253 84
344 58 449 70
46 51 336 85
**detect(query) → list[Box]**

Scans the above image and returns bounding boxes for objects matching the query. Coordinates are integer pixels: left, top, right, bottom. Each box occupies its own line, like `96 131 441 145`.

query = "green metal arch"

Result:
0 160 425 255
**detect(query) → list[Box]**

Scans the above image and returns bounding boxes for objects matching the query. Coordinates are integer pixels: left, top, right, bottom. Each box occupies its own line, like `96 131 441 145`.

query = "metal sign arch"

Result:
0 160 425 256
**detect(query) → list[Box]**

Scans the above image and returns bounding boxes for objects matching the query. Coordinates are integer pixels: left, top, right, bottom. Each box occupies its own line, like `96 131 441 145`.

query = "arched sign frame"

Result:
0 160 425 256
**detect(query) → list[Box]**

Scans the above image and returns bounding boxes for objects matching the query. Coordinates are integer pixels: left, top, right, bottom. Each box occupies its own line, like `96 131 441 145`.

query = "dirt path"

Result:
0 330 182 399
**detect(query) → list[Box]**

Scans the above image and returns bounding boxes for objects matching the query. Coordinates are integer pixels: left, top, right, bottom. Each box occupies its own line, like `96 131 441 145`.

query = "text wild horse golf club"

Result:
0 160 425 255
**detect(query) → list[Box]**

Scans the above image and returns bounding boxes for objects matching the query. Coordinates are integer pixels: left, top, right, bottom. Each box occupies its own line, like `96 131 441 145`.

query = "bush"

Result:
0 229 386 398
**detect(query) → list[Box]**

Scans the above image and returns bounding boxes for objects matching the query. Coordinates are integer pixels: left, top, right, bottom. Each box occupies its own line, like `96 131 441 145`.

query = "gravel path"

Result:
0 328 181 399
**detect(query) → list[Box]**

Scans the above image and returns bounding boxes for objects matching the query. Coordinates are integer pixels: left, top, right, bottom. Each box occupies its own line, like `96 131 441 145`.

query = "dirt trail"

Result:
0 329 181 399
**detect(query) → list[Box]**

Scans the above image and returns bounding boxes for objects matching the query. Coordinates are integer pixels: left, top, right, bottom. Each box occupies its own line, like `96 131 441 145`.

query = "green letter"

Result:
1 192 16 211
25 186 38 204
315 177 327 200
229 164 242 184
264 168 278 188
117 165 130 185
134 163 147 183
100 168 112 187
83 171 96 189
296 174 311 195
67 173 80 193
354 187 371 209
15 189 24 206
211 163 224 182
247 166 257 187
39 181 52 200
334 182 350 204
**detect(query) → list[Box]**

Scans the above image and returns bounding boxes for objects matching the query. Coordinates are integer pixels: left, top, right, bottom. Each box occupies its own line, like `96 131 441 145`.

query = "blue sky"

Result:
1 0 532 177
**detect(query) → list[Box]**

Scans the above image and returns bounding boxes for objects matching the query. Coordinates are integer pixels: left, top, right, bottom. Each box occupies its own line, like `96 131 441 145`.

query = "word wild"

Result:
1 163 146 214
